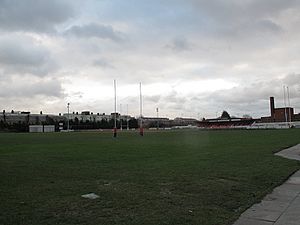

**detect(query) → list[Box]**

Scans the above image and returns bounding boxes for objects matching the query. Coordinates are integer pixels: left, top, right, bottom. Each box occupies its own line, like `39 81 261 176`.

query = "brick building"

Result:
261 97 299 122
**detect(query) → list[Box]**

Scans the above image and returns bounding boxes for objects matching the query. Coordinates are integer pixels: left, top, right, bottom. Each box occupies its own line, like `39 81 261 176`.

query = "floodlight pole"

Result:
139 82 144 136
113 80 117 137
67 103 70 132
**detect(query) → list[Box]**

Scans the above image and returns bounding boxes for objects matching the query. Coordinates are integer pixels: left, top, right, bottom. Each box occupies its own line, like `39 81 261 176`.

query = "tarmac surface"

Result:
233 144 300 225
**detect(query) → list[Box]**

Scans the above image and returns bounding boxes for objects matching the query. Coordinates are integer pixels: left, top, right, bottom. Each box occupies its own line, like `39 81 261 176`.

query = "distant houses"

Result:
0 110 65 125
1 96 300 132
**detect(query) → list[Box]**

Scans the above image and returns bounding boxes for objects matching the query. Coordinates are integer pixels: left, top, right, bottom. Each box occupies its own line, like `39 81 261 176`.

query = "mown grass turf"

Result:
0 129 300 225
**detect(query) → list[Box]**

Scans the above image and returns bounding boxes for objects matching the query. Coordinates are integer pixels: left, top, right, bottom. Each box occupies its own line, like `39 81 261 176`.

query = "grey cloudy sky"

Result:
0 0 299 118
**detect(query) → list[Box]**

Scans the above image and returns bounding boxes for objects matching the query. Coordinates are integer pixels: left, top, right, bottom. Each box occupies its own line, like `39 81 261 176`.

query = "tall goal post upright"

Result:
156 107 159 130
113 79 117 138
139 82 144 136
127 104 129 130
120 103 122 131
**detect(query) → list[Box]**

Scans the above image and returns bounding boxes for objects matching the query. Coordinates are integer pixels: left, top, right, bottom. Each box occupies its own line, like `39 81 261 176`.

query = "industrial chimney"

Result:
270 97 275 121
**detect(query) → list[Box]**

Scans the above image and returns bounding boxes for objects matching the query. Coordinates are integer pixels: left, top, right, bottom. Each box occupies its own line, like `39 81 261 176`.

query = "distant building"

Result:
261 97 299 122
0 111 65 125
173 117 198 126
198 111 256 128
63 111 134 123
140 117 171 128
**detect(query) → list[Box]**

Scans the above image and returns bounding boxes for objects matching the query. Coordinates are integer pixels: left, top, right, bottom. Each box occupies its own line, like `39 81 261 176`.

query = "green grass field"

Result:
1 129 300 225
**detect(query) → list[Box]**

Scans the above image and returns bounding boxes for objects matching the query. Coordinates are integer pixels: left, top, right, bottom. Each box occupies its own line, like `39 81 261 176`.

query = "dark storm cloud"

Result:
216 19 283 41
93 59 115 69
0 0 74 32
164 1 288 44
187 0 297 23
165 37 191 52
0 38 47 66
96 0 297 37
255 19 283 33
246 0 298 18
65 23 124 41
0 36 57 76
0 78 63 98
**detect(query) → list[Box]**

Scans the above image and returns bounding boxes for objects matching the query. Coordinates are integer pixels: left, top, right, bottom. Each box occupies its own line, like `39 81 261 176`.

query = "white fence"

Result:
29 125 55 133
247 122 300 129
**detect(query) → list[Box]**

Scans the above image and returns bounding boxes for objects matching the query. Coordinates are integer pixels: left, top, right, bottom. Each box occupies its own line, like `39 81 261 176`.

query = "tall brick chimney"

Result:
270 97 275 121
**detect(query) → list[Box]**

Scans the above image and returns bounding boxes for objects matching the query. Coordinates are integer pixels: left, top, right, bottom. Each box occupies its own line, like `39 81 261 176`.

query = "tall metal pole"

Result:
139 82 143 136
67 103 70 131
113 80 117 137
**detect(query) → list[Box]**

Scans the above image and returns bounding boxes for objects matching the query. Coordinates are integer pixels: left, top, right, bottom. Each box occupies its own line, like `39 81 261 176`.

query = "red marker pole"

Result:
139 127 144 136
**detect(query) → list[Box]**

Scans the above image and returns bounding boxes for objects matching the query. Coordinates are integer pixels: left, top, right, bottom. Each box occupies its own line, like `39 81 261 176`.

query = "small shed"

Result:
29 125 43 133
43 125 55 133
29 125 55 133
